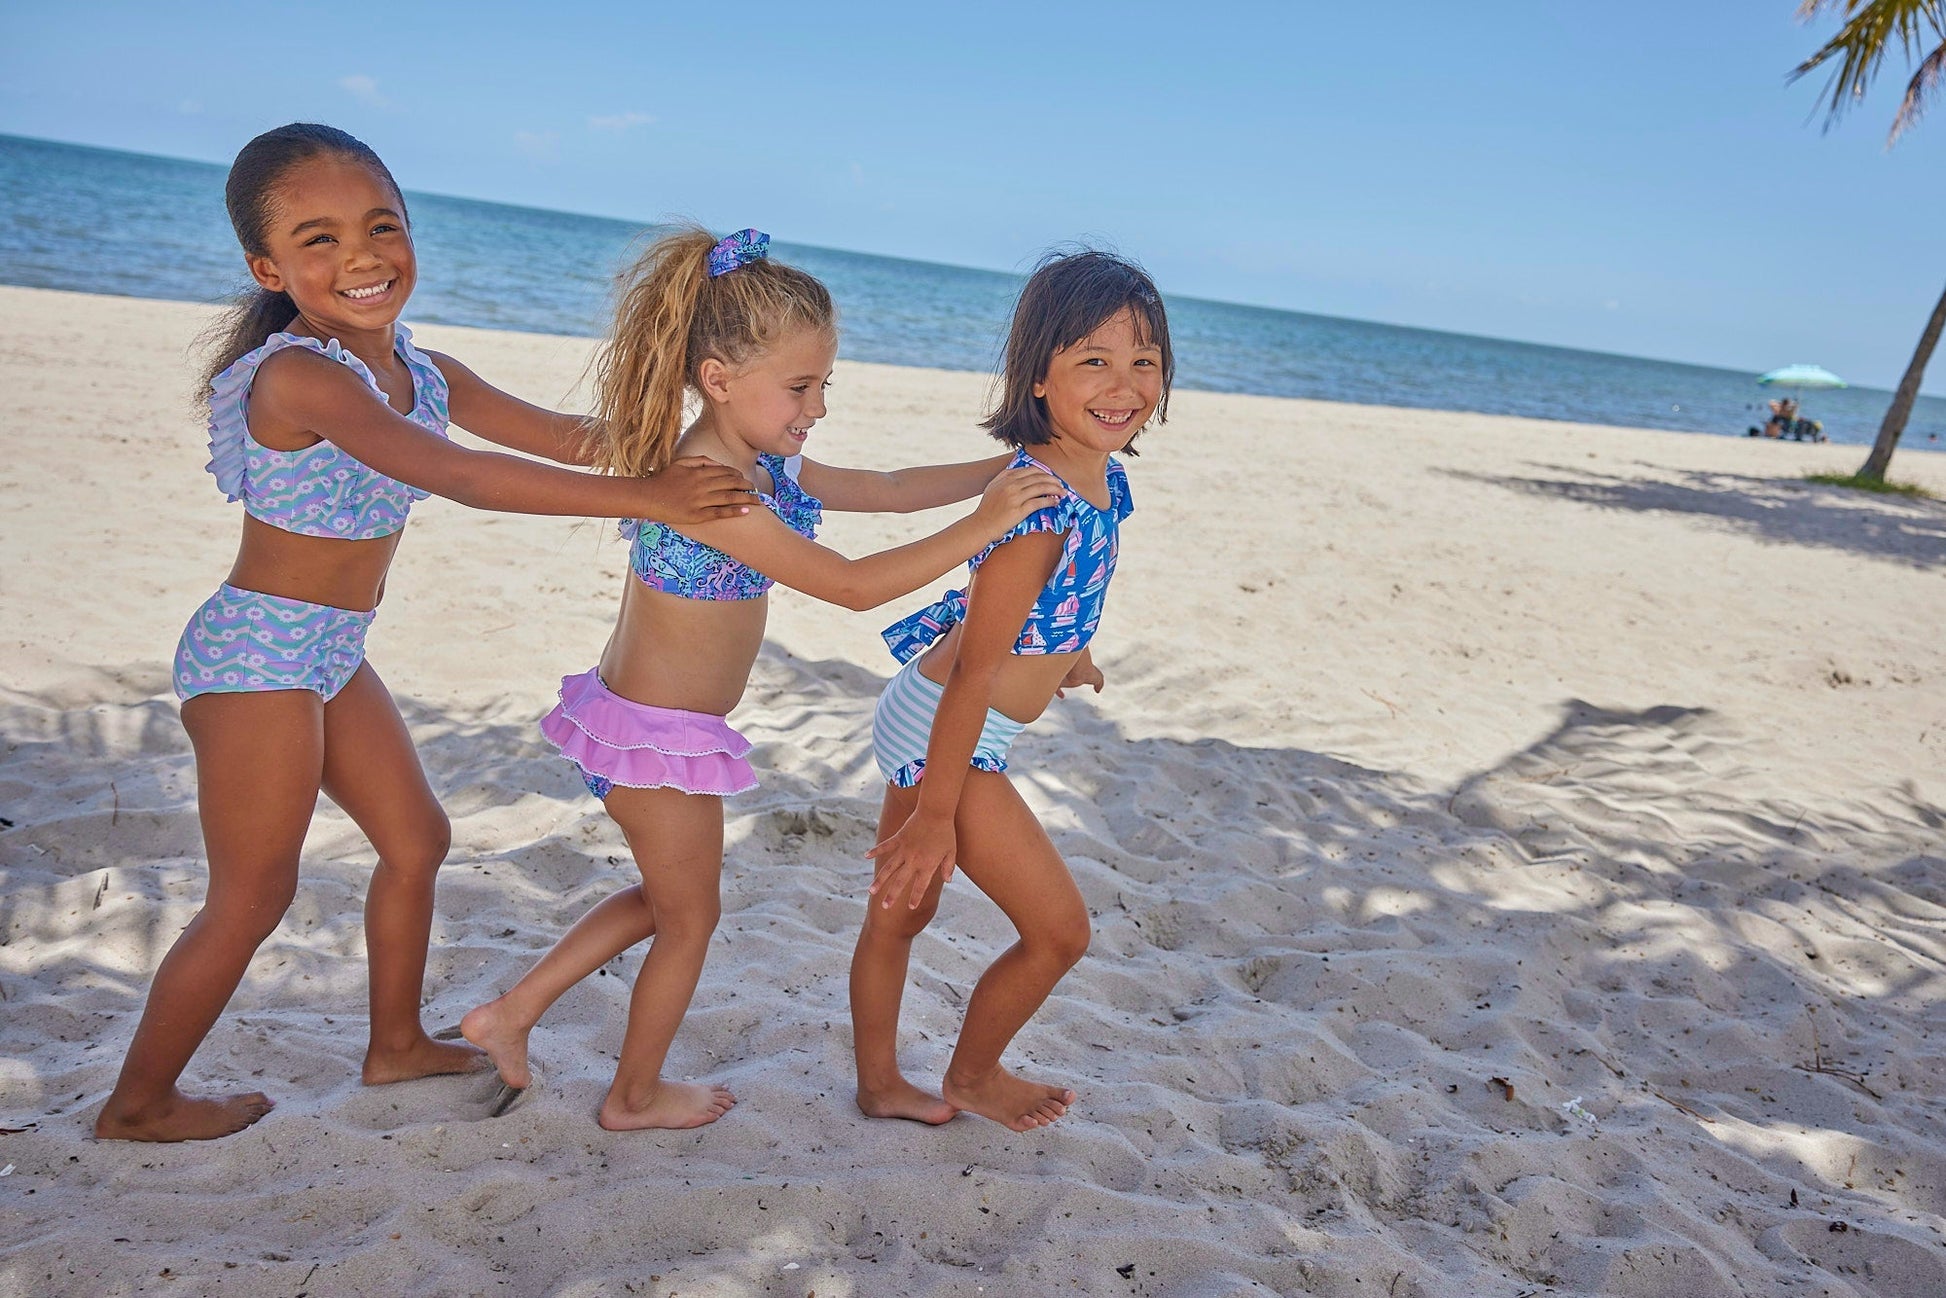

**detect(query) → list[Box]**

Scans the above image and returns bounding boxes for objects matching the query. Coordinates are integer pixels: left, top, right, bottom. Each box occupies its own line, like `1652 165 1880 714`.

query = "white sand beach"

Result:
2 283 1944 1297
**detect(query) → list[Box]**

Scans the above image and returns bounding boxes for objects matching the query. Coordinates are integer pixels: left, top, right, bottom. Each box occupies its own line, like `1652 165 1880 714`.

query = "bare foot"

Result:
459 1000 533 1089
362 1034 489 1086
856 1075 958 1125
942 1066 1074 1132
95 1089 274 1142
598 1079 737 1131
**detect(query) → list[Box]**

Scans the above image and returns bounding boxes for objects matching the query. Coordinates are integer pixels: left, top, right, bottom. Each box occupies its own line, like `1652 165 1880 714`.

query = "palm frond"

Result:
1791 0 1946 142
1892 38 1946 139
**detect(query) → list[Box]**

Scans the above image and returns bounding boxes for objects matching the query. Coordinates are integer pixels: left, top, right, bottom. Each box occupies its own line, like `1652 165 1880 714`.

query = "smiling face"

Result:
702 325 838 459
1032 308 1164 454
244 154 416 339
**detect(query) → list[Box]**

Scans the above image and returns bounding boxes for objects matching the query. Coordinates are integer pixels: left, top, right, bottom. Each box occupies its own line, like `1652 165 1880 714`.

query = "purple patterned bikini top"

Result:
883 450 1132 661
205 325 451 540
620 453 823 601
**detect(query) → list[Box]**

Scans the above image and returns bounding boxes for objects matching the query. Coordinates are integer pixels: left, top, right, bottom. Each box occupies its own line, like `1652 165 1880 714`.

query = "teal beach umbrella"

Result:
1755 364 1845 440
1758 364 1847 390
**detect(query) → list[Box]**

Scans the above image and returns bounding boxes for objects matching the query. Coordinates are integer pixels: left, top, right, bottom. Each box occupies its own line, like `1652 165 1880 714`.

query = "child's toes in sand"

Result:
460 1000 534 1090
856 1075 958 1125
362 1034 488 1086
599 1079 736 1131
942 1067 1074 1132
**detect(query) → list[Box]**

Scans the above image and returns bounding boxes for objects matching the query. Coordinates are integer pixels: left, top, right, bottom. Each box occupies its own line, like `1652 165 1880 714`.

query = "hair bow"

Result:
707 229 770 278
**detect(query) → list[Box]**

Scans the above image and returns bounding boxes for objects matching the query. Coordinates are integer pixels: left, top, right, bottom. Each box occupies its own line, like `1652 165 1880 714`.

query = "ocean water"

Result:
4 132 1941 451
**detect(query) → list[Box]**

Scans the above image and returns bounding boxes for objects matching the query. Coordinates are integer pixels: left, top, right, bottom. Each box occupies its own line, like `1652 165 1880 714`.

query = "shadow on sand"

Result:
1440 462 1946 570
1 652 1942 1296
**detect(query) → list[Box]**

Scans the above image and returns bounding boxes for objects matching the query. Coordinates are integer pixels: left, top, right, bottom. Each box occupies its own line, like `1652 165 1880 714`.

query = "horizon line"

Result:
1 129 1936 402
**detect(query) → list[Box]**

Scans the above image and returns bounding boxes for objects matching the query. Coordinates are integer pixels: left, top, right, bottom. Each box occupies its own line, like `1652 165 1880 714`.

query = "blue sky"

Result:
3 0 1942 393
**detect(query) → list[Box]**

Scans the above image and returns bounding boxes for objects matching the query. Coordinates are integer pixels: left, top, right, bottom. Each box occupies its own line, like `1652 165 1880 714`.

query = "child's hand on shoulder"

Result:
1055 650 1104 698
639 456 757 523
975 466 1063 536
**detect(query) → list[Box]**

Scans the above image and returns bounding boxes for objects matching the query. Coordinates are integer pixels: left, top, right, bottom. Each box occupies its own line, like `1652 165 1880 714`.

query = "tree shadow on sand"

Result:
2 654 1943 1297
1439 462 1946 570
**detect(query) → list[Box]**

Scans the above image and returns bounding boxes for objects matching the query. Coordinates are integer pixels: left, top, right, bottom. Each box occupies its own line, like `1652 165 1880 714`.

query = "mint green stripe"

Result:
873 661 1026 780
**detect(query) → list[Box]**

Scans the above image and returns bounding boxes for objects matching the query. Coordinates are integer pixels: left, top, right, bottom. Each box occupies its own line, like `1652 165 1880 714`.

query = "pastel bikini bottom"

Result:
870 656 1026 789
173 584 374 703
540 667 758 800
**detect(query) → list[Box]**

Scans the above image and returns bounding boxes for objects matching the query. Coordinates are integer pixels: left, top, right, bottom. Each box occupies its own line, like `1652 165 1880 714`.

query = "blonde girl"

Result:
461 228 1059 1130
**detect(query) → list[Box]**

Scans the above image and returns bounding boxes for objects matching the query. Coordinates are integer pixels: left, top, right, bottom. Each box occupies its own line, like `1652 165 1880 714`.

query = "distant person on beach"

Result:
1760 399 1782 437
458 228 1061 1131
849 250 1171 1131
94 124 758 1144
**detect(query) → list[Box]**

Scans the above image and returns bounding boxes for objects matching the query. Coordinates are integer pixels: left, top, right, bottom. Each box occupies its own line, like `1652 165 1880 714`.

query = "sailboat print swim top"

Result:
882 449 1132 661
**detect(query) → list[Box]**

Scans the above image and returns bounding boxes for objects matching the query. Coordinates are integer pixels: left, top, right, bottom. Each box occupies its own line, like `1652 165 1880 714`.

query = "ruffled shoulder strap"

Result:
1105 455 1134 522
393 324 451 431
969 450 1080 569
758 453 823 536
204 332 381 500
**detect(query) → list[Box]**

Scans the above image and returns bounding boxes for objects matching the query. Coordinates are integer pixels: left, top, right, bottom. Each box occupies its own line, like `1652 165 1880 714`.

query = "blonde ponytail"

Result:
588 225 837 478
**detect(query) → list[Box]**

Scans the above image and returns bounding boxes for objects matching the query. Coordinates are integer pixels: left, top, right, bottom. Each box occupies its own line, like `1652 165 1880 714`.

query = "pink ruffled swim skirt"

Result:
540 667 758 800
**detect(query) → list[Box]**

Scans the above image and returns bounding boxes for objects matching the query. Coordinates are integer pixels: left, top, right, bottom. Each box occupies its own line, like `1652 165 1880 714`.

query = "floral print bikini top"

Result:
621 453 822 601
204 325 450 540
883 449 1132 661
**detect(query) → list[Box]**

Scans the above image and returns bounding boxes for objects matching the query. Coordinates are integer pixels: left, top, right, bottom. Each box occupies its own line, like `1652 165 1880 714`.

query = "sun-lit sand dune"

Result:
2 285 1943 1297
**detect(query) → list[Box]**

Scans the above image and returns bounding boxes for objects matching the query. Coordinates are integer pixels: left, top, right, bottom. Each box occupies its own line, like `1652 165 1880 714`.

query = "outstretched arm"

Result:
680 466 1062 611
864 531 1065 910
428 349 597 466
251 349 753 524
797 452 1015 514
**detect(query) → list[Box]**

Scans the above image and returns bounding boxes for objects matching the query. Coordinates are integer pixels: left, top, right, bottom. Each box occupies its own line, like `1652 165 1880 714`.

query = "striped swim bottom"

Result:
871 656 1027 789
173 584 374 703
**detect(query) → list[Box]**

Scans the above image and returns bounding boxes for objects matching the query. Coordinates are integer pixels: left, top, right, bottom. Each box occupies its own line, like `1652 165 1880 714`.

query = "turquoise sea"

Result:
3 133 1940 451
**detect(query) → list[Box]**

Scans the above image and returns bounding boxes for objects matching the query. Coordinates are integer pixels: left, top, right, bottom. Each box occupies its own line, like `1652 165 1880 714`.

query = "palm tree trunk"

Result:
1860 277 1946 481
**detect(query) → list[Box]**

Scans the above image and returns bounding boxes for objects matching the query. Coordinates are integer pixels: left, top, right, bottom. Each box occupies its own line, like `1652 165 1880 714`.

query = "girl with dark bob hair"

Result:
982 248 1174 453
849 248 1173 1131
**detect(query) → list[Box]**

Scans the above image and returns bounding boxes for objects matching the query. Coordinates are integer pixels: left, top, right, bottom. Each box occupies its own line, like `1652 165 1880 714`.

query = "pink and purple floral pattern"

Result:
621 454 822 601
706 229 770 278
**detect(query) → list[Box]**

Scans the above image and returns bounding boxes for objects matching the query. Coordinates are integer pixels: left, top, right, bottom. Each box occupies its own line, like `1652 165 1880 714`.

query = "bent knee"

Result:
898 894 944 936
651 898 722 947
865 895 940 941
1033 915 1092 969
380 813 452 875
202 885 299 943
